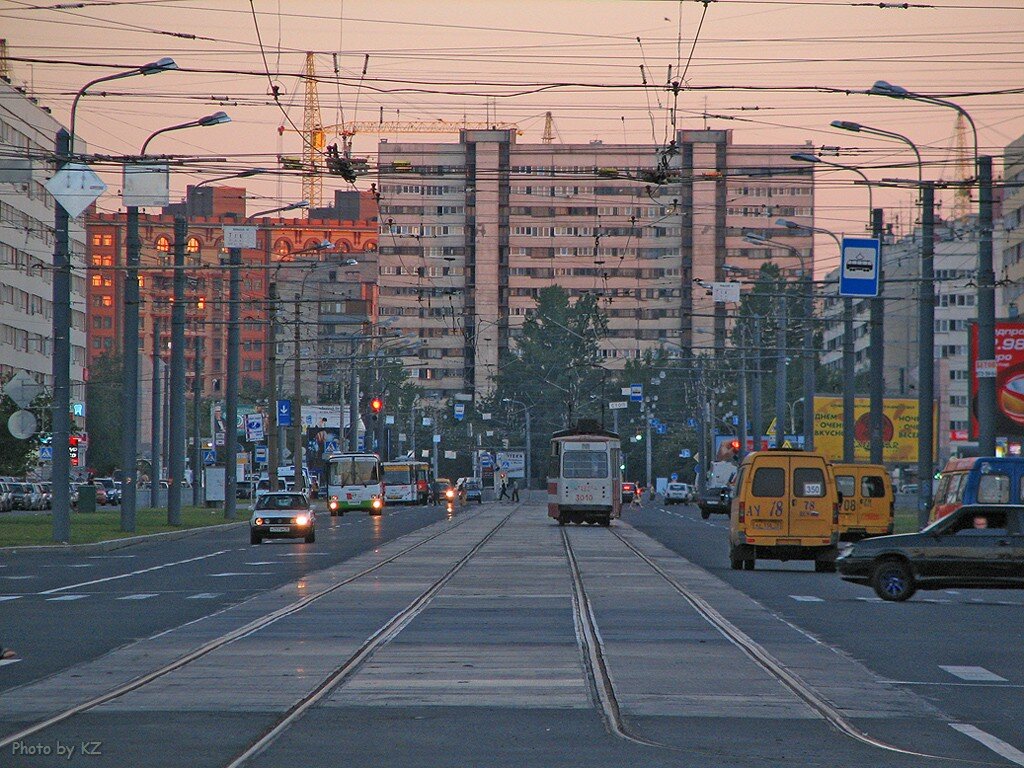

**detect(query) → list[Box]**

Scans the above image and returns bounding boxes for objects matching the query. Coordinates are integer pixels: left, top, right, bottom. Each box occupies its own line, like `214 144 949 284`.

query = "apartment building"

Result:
0 78 87 415
1003 133 1024 317
377 129 814 400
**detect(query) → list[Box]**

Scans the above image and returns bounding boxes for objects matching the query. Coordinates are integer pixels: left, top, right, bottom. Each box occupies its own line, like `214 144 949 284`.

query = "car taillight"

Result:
737 501 745 524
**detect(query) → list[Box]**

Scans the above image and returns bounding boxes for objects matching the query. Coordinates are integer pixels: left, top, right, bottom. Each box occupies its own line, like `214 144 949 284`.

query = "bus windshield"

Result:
330 457 380 486
383 465 413 485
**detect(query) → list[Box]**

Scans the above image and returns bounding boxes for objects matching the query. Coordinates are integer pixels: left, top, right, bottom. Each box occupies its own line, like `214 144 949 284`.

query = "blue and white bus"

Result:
326 452 384 515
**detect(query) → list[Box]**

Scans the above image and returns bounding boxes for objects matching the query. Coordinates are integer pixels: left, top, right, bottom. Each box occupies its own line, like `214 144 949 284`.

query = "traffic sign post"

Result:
840 237 881 297
630 384 643 402
276 399 292 427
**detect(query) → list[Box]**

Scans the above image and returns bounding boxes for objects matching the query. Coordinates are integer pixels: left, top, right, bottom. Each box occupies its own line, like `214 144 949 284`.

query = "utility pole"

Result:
167 216 187 525
869 208 885 464
842 297 855 461
739 350 748 461
644 399 652 489
977 156 996 455
51 129 71 543
775 290 787 448
192 335 203 506
292 295 304 492
224 243 241 519
802 265 815 450
267 282 279 489
151 317 161 500
752 318 762 453
348 337 359 451
121 203 141 532
917 183 935 527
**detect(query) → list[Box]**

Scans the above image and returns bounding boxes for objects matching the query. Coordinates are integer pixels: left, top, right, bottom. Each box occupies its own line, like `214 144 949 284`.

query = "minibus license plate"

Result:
752 520 781 530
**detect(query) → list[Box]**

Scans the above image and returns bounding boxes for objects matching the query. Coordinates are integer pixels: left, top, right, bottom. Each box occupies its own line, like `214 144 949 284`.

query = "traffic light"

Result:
370 396 383 421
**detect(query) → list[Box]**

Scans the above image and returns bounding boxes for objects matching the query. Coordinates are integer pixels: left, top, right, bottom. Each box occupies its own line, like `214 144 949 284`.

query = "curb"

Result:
0 520 248 554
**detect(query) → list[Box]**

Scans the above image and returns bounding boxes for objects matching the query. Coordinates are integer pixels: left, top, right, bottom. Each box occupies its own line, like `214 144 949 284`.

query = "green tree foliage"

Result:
84 353 123 476
0 374 41 475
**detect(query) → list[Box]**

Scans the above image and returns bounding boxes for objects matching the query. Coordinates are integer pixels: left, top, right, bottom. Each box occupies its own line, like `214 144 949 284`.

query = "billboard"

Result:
969 321 1024 439
813 396 934 464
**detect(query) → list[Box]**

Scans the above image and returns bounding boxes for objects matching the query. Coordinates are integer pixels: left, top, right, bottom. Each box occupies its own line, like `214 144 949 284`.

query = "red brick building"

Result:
86 187 378 398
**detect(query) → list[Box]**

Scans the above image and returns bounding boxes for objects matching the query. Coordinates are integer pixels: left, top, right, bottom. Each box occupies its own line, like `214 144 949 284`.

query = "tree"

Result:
84 353 123 476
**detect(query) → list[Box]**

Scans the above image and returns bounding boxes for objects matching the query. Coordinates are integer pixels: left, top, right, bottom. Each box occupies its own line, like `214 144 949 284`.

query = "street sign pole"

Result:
50 129 71 543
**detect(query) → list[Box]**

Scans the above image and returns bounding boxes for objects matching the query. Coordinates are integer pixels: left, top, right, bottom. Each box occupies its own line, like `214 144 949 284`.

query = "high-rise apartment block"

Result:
0 78 88 414
377 129 814 399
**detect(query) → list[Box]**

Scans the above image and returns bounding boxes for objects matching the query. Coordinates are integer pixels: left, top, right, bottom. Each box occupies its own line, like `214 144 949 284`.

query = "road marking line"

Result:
38 550 230 595
209 572 272 577
244 561 275 566
0 595 23 602
45 594 87 601
1 575 36 580
940 666 1008 682
87 555 136 559
950 724 1024 766
117 593 158 601
0 658 21 667
883 680 1024 689
186 593 221 599
789 595 825 602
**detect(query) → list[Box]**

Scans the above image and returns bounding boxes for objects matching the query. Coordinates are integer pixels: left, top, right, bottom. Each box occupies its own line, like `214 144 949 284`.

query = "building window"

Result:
91 275 102 287
102 296 112 307
186 237 201 254
156 236 170 253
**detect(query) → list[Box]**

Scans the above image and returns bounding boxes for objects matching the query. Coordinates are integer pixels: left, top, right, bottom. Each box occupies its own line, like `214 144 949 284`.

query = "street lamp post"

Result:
50 57 177 543
792 153 878 461
502 398 532 490
120 112 231 532
832 119 936 521
866 81 993 456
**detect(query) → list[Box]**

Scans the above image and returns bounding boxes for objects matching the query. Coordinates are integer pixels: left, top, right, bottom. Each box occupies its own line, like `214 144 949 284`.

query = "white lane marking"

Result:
950 723 1024 766
186 593 221 599
276 552 331 557
209 572 272 577
940 666 1008 683
1 576 36 580
41 564 94 569
45 594 87 601
883 680 1024 689
87 555 136 559
0 595 23 602
244 561 275 566
790 595 825 602
0 658 21 667
38 550 230 595
117 593 158 601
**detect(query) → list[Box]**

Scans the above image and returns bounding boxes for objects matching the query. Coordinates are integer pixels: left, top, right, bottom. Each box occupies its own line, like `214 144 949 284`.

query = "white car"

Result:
665 482 693 505
249 491 315 545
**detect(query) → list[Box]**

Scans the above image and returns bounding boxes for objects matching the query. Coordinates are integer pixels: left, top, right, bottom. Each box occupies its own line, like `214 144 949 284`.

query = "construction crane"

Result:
541 111 557 144
951 113 972 221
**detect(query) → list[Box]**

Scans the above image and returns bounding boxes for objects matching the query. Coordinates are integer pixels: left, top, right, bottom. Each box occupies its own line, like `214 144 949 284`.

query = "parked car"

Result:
0 481 12 512
39 482 52 509
9 483 33 510
95 477 120 505
249 492 315 545
665 482 693 505
838 504 1024 601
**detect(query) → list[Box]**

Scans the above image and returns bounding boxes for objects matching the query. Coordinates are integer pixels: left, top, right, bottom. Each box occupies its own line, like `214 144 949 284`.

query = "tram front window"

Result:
562 450 608 479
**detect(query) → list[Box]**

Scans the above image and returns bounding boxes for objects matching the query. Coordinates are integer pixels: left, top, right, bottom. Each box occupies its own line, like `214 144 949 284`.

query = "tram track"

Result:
0 505 505 760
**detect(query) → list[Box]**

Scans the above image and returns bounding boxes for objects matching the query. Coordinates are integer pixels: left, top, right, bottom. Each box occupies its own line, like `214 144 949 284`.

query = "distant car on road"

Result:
898 483 918 495
95 477 120 505
621 482 637 503
458 477 483 503
665 482 693 505
249 492 315 545
838 504 1024 601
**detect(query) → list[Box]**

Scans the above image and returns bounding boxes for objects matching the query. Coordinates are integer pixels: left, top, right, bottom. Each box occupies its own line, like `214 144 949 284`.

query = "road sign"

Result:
385 415 395 425
630 384 643 402
656 424 668 435
39 445 53 462
254 445 268 465
975 359 997 378
7 410 37 440
480 453 493 467
433 434 441 444
608 401 628 410
711 281 741 303
223 225 257 249
324 439 339 454
444 450 457 459
45 162 107 217
215 431 225 446
5 371 44 409
245 413 265 442
679 449 691 458
276 399 292 426
453 402 466 421
123 162 169 207
203 449 217 466
840 237 881 297
671 472 678 482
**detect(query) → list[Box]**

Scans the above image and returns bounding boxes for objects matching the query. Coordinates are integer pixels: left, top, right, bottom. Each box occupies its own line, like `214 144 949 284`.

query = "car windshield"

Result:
255 494 307 510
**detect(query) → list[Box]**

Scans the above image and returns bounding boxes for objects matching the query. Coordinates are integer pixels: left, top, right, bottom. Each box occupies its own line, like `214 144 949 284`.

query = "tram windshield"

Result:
562 449 609 479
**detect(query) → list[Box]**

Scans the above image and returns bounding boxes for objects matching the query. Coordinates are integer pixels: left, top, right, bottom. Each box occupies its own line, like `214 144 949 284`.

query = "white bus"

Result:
381 460 431 505
326 452 384 515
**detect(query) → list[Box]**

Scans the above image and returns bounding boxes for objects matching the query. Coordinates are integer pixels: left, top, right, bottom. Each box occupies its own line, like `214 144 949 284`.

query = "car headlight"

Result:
372 498 383 509
295 514 310 526
445 489 455 499
254 517 263 526
328 500 338 510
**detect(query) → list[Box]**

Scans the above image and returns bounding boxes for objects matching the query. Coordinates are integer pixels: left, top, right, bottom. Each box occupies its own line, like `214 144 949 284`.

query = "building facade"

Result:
0 78 87 420
376 129 814 400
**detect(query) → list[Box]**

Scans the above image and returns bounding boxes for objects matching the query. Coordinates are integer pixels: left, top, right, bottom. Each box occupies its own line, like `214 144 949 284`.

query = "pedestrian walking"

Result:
510 478 520 502
498 478 509 501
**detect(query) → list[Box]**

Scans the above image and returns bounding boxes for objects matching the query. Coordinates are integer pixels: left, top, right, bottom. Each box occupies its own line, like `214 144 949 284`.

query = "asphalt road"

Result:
0 501 455 693
622 499 1024 760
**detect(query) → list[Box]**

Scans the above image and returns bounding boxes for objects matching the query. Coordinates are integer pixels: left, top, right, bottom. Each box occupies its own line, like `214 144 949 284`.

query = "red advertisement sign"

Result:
969 321 1024 439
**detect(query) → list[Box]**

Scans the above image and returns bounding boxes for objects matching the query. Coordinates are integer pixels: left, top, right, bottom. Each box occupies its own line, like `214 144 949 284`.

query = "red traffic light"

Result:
729 440 740 451
370 397 383 413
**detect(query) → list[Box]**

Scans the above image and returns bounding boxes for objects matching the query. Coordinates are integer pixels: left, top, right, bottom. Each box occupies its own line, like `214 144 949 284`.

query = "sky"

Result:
3 0 1022 275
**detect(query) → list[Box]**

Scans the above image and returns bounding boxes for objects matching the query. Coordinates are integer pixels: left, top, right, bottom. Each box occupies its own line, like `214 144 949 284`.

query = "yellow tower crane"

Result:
951 113 972 221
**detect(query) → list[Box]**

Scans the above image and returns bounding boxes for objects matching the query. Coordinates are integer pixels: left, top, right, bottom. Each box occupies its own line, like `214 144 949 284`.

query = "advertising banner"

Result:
969 321 1024 439
813 396 934 464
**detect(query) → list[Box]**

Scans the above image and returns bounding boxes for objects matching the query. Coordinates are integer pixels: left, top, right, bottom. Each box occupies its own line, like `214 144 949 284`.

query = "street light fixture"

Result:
121 113 232 532
50 57 177 543
865 80 994 457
